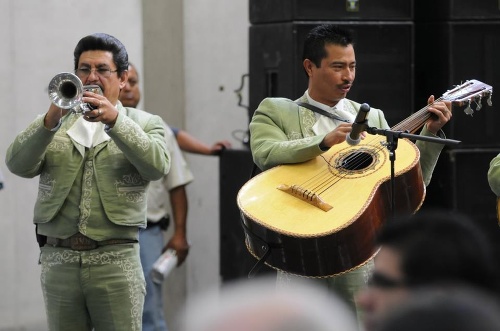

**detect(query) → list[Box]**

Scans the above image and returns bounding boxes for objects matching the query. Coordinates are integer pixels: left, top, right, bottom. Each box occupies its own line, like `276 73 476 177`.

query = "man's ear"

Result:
119 70 129 89
303 59 314 77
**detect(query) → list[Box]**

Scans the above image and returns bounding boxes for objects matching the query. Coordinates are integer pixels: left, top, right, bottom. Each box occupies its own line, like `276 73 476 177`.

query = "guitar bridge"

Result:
277 184 332 212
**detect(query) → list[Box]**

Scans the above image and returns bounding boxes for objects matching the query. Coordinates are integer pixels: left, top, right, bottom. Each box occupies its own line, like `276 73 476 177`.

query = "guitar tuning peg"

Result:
475 96 482 111
487 92 493 106
464 100 474 116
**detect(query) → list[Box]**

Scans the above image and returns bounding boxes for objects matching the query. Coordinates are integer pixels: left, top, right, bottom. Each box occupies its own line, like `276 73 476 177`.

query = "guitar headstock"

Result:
442 79 493 116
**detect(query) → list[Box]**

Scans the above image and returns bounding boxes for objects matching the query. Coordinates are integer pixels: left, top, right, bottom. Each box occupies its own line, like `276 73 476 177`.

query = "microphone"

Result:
346 103 370 146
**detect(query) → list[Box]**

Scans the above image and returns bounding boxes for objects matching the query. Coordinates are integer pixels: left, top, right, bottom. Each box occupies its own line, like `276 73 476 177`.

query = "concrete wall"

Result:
142 1 249 329
0 0 248 330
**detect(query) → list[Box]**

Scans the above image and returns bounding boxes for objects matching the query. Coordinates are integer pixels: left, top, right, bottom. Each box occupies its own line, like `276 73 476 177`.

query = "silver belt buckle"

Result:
70 233 98 251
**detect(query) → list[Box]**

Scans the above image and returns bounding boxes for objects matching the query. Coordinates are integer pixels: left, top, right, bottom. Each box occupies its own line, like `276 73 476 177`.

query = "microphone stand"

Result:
366 126 461 221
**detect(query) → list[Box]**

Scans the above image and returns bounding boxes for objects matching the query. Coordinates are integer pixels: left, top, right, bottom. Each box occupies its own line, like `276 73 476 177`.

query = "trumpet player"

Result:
5 33 170 331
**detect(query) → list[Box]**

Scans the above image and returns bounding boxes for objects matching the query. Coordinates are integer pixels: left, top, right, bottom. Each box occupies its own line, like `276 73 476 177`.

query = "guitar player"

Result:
249 24 452 319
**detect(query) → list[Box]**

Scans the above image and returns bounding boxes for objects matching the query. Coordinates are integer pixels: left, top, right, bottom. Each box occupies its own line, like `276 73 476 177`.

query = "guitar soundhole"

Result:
338 151 373 171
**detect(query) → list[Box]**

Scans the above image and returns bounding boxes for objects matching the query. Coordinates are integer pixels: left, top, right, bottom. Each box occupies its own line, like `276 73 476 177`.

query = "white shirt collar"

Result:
305 90 345 113
66 116 110 148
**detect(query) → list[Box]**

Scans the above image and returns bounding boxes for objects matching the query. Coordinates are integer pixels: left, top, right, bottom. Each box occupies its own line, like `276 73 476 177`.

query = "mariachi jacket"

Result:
6 103 170 228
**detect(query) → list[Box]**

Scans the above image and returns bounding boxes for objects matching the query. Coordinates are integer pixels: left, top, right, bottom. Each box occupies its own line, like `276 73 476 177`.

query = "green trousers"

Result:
40 243 146 331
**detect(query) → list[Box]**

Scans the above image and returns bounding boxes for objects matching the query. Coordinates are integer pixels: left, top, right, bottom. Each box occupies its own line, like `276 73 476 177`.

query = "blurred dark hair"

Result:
376 209 500 294
376 285 500 331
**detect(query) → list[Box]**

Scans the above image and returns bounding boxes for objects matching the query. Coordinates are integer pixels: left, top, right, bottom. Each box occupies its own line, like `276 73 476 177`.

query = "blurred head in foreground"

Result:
182 276 359 331
375 285 500 331
356 208 500 331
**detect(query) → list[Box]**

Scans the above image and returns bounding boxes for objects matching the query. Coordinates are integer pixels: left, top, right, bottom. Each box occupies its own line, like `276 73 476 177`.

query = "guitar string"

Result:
300 130 410 197
298 136 385 198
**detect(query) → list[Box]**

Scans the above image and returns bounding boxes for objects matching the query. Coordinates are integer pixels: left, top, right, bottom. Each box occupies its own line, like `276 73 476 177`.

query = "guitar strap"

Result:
295 101 350 123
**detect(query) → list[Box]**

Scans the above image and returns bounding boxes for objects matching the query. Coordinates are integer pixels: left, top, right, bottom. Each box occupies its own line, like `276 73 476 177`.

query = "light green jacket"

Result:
250 94 444 186
488 153 500 196
5 103 170 228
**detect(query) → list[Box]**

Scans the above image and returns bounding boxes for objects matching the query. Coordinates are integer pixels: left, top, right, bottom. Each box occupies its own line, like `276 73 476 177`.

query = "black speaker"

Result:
424 148 499 218
415 22 500 148
249 21 415 127
219 149 273 282
423 148 500 259
249 0 414 24
415 0 500 21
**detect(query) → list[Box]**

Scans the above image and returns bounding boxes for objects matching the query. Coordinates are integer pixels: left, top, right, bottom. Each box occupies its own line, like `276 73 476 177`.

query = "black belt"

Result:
46 232 137 251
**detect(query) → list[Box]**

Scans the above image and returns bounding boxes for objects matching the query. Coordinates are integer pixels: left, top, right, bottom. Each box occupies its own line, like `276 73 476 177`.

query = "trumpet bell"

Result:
48 72 83 109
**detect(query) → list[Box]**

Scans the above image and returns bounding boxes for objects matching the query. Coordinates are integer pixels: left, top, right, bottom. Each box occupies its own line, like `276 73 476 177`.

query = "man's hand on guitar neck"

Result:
425 95 452 135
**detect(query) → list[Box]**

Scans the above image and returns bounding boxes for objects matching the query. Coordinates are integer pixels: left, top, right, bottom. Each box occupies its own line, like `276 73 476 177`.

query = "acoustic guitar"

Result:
237 80 493 277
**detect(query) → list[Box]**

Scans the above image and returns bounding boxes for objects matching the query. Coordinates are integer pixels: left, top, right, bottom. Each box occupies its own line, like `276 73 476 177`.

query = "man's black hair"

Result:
73 33 129 75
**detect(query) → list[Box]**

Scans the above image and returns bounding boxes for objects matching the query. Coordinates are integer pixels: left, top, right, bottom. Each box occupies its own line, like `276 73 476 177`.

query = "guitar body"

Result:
237 138 425 277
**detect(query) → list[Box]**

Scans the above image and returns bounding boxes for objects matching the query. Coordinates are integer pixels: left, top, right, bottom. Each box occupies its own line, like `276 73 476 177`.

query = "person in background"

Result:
120 63 231 156
5 33 170 330
249 24 452 319
355 209 500 331
120 62 192 331
374 285 500 331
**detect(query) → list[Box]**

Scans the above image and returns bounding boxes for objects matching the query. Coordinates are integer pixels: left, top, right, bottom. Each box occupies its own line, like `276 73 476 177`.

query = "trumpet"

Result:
48 72 102 113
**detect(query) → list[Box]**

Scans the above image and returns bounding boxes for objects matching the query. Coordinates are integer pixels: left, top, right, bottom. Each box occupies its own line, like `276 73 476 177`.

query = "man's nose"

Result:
343 69 354 82
87 69 100 82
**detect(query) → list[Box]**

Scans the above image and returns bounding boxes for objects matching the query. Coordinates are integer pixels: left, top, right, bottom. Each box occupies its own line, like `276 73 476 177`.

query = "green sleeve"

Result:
488 153 500 196
5 115 55 178
105 112 170 181
249 98 325 171
415 125 445 186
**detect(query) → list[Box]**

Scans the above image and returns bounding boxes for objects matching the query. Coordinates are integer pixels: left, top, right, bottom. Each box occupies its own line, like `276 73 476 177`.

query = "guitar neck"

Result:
391 98 444 134
390 79 493 134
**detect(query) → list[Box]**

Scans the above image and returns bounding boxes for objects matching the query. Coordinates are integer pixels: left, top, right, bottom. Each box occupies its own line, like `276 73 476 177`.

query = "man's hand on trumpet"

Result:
82 90 119 128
